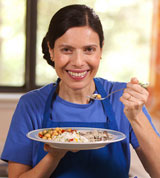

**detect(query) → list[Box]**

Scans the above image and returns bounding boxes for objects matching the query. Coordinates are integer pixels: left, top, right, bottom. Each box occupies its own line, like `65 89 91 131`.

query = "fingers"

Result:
44 144 68 159
44 144 48 151
127 79 149 97
120 77 149 104
71 150 79 153
44 144 79 153
119 77 150 120
120 87 148 105
44 144 67 154
123 87 148 104
120 93 144 110
44 144 51 152
120 77 149 119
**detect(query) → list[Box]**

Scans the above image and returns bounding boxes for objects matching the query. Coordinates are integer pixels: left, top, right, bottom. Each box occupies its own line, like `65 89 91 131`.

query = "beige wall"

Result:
0 94 21 160
0 93 21 177
0 94 22 176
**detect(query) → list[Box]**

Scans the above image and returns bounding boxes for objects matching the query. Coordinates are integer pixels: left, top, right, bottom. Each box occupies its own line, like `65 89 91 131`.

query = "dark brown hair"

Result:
42 4 104 67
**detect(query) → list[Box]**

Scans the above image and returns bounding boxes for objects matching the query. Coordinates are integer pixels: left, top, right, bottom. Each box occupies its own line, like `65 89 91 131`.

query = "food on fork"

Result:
91 94 102 100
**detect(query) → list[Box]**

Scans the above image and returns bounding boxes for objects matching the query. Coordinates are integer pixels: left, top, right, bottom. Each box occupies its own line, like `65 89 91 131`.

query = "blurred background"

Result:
0 0 154 86
0 0 159 177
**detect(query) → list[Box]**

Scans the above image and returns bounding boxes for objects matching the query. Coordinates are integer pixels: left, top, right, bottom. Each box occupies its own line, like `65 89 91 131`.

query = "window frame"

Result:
0 0 38 93
0 0 156 94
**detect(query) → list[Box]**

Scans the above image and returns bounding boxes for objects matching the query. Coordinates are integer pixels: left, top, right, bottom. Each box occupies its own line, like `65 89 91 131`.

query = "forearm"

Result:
9 153 62 178
21 154 60 178
120 78 160 177
129 111 160 178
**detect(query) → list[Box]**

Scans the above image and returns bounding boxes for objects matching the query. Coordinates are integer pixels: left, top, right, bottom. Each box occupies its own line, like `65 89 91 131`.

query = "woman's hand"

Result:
44 144 79 160
120 77 149 121
44 144 68 160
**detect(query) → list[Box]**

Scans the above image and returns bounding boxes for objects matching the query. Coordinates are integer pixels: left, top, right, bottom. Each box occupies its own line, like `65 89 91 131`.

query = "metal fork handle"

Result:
104 88 124 99
105 82 148 99
100 82 149 100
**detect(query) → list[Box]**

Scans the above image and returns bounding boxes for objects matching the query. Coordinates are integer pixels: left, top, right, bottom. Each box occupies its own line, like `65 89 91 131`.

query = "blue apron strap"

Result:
36 79 60 163
42 78 60 128
94 78 118 130
94 78 129 174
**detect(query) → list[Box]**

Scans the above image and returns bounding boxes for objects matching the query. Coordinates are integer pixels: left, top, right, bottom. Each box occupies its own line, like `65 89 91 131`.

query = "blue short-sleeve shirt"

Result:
1 78 159 167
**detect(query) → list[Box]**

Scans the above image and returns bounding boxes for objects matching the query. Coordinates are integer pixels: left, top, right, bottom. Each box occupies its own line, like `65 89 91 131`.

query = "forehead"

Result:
55 26 100 46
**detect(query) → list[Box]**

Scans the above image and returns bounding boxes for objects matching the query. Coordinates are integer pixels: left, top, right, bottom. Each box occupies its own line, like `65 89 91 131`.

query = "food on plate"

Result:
79 129 111 142
38 128 88 143
38 128 112 143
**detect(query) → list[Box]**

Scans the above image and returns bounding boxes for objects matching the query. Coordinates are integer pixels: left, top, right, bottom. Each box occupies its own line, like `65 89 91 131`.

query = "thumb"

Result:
44 144 50 152
130 77 139 84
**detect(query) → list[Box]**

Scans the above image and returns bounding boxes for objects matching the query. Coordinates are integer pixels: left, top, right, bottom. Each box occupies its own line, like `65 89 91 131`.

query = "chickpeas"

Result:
45 133 51 138
38 127 73 140
96 94 101 100
43 130 47 134
91 94 102 100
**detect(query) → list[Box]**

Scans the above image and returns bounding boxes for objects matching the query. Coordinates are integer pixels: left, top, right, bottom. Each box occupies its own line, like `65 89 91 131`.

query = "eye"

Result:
84 46 96 54
61 47 72 54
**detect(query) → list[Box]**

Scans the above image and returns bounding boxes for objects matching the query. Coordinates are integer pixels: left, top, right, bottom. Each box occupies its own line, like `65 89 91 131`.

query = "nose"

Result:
71 50 85 67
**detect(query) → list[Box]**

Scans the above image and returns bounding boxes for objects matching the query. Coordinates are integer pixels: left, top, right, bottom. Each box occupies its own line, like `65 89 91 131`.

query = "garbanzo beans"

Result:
38 128 76 140
91 94 102 100
96 94 101 100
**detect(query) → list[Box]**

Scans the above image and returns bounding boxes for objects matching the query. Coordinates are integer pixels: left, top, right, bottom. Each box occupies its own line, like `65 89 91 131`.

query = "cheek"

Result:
90 56 101 68
54 54 69 68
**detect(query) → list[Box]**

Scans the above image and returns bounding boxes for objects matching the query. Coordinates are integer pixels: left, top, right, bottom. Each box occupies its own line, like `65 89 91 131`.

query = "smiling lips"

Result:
67 70 88 80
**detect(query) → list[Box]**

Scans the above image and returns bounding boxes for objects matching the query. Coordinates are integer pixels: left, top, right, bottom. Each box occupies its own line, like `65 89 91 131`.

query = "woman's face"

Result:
49 26 103 90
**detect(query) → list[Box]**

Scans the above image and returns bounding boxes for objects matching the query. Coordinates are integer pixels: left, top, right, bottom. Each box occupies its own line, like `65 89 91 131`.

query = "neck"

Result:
58 80 95 104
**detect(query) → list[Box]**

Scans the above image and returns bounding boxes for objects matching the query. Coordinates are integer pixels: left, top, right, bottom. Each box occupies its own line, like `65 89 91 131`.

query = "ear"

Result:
47 42 54 61
100 41 104 59
101 41 104 50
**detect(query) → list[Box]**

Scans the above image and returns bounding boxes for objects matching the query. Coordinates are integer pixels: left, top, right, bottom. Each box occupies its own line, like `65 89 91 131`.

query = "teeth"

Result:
68 71 87 77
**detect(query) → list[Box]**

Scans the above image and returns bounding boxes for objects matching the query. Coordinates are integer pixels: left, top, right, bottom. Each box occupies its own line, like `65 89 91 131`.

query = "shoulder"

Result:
14 83 54 119
9 83 55 130
19 83 54 105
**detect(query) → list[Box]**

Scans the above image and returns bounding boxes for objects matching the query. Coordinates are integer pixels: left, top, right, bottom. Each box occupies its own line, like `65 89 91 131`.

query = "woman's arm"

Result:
130 112 160 178
120 78 160 178
8 145 67 178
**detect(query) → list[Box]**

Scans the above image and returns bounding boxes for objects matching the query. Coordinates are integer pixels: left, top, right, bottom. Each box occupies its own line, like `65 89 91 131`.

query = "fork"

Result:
87 82 149 101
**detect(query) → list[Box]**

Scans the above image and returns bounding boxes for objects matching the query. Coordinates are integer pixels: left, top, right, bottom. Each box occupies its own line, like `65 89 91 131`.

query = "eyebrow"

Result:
58 44 98 48
58 45 74 49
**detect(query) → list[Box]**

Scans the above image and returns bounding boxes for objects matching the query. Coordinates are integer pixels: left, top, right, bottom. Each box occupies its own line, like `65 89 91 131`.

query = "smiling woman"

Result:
47 26 102 94
36 0 153 86
1 4 160 178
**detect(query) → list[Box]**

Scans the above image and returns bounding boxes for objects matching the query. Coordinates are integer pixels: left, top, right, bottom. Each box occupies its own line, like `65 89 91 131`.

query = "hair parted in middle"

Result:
42 4 104 68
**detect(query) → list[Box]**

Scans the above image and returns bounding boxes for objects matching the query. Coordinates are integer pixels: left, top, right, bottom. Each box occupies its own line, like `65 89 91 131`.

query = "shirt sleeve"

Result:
130 105 160 149
1 96 37 166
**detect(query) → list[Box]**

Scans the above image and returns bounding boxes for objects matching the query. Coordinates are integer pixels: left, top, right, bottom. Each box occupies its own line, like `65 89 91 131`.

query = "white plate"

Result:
27 127 126 150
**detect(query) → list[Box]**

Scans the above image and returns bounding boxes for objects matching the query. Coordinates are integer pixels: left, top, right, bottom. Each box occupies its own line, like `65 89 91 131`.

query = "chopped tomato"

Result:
38 133 43 138
69 138 74 142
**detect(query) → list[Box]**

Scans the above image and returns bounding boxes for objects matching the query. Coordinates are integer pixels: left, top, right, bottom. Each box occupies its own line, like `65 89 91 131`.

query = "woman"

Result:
1 4 160 178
